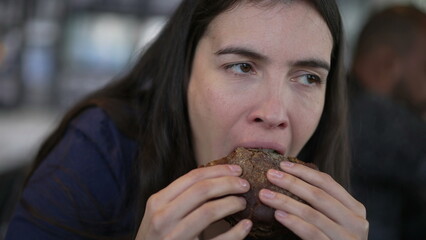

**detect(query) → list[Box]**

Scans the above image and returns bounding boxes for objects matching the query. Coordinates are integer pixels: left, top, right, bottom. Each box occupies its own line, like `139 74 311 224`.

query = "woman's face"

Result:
188 1 333 165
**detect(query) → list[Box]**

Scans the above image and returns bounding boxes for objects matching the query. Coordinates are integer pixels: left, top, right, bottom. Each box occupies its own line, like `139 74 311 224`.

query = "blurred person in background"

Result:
351 4 426 121
4 0 369 239
348 4 426 240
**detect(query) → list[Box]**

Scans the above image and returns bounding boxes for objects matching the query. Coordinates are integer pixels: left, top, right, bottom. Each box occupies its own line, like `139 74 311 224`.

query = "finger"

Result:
158 176 249 230
260 189 352 240
280 162 366 218
211 219 252 240
166 196 247 240
152 165 242 208
267 168 367 234
274 210 330 240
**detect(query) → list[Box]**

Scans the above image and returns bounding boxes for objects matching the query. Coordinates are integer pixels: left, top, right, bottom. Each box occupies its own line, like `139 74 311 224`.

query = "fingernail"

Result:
268 169 284 178
229 165 242 173
240 179 249 188
275 210 288 218
242 219 252 231
281 161 294 168
260 189 276 199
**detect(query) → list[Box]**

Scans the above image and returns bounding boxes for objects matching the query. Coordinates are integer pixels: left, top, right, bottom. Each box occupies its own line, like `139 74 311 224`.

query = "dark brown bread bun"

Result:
204 147 318 239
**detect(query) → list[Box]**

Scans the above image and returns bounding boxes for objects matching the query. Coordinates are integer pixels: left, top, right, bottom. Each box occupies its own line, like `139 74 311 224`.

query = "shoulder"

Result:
38 106 139 197
6 107 139 238
69 107 138 161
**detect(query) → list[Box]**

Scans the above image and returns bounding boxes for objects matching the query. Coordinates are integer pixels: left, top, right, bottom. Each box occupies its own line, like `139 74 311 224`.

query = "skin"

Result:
188 2 330 165
136 1 368 239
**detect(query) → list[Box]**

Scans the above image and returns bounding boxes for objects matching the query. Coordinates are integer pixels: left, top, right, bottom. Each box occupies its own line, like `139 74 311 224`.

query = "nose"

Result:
248 88 289 129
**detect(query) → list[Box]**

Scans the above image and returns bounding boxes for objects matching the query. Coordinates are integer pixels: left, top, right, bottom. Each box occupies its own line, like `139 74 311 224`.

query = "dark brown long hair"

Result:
23 0 349 238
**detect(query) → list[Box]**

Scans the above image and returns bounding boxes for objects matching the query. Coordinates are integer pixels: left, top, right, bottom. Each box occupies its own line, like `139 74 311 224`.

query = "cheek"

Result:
188 70 238 138
296 88 325 123
189 83 233 129
300 104 323 138
188 73 246 164
290 90 325 155
189 69 249 132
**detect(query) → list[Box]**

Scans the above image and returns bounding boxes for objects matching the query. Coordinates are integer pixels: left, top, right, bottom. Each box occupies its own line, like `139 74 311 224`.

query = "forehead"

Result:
204 1 333 62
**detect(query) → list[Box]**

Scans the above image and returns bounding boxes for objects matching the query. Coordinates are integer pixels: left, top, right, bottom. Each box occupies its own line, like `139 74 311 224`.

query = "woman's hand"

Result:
136 164 253 240
259 161 369 240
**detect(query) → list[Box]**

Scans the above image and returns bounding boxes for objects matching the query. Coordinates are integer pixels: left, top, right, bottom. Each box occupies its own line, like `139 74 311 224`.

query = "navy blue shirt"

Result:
349 88 426 240
5 108 139 239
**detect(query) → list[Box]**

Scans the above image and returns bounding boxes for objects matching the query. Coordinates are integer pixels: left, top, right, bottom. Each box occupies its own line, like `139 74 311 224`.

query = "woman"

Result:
6 0 368 239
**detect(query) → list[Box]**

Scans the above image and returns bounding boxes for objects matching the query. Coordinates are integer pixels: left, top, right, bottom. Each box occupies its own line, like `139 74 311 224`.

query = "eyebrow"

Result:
215 46 330 72
291 59 330 72
215 46 268 62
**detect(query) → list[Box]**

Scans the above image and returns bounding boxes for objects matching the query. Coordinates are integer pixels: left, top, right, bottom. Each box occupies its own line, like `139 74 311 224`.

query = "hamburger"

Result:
204 147 318 239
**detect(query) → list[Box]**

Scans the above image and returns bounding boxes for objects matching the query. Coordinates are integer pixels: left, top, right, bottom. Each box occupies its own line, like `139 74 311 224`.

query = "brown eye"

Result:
225 63 255 75
294 73 323 86
306 74 320 84
239 63 252 73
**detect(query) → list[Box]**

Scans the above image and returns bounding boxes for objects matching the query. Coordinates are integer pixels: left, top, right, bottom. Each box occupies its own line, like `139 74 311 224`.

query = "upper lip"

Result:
236 141 286 155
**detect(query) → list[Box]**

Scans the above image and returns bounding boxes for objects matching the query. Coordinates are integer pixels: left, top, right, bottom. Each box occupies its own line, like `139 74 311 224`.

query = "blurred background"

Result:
0 0 425 237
